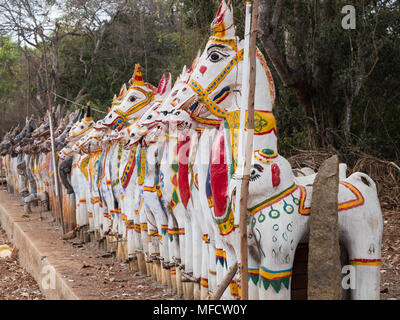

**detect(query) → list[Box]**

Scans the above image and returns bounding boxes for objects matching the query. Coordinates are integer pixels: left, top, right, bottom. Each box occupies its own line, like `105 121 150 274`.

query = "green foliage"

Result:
0 0 399 163
0 37 20 99
263 0 400 161
0 37 27 136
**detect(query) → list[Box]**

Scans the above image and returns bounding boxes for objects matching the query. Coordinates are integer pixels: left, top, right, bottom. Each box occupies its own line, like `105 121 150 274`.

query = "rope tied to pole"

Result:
47 90 107 114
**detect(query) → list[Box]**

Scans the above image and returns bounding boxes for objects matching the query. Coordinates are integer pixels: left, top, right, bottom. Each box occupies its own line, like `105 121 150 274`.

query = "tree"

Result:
257 0 387 151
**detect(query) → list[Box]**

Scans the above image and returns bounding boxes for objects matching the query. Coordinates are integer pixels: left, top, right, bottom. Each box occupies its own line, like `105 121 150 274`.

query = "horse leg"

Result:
254 221 295 300
339 213 383 300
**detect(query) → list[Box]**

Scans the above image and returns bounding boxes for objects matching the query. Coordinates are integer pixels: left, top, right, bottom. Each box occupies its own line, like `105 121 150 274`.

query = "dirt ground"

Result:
379 209 400 300
55 234 181 300
0 221 181 300
0 185 181 300
0 183 399 300
0 227 44 300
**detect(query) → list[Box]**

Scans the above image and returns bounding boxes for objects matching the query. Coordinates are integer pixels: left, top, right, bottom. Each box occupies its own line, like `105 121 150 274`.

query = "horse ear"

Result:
188 50 201 73
211 0 235 40
78 107 85 121
85 102 92 120
163 73 172 95
60 104 66 119
118 84 127 100
156 74 166 95
173 75 180 88
180 65 190 83
56 104 61 120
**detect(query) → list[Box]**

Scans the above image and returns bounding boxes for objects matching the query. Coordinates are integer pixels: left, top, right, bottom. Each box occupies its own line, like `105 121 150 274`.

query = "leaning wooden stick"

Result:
210 262 238 300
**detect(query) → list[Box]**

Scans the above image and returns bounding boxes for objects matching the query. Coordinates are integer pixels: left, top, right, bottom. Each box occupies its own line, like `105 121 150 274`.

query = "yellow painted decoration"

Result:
200 278 209 289
226 110 277 170
259 267 292 281
130 64 145 87
114 87 154 118
138 146 146 186
350 259 381 266
79 155 90 180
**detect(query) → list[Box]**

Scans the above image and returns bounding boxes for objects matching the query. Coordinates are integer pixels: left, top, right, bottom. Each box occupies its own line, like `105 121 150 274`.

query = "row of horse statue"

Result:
0 1 383 300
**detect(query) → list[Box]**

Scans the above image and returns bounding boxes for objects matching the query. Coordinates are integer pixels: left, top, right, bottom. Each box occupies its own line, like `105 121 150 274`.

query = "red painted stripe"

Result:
351 259 381 263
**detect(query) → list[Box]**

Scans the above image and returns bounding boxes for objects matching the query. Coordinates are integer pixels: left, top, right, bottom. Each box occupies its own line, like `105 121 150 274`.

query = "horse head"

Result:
72 126 102 155
119 73 172 148
98 64 157 131
67 105 94 143
39 139 51 153
167 0 277 148
227 149 295 215
103 129 121 144
55 110 80 151
54 113 68 138
59 145 75 161
0 132 11 155
15 117 34 142
32 114 50 139
164 108 196 136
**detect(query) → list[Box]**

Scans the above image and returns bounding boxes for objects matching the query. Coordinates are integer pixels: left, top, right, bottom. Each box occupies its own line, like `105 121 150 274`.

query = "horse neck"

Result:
192 126 218 172
252 52 275 112
159 135 175 175
227 54 277 154
110 142 122 177
127 107 150 122
143 143 158 184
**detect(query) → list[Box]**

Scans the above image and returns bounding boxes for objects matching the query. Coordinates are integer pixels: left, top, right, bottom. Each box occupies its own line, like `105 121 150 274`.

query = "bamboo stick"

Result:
40 26 65 235
238 0 259 301
210 262 238 300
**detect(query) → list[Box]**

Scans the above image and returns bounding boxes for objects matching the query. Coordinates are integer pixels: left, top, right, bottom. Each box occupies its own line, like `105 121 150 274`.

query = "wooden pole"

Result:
0 155 4 187
26 54 32 118
40 28 66 234
238 0 259 301
210 262 238 300
235 1 252 217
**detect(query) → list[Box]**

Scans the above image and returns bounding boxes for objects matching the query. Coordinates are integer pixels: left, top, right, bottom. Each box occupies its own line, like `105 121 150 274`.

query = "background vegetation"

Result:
0 0 399 164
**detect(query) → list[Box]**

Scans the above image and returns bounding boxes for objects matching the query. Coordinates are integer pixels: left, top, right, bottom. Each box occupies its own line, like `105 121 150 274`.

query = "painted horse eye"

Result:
162 111 168 116
130 96 137 102
130 133 135 137
147 115 152 120
175 111 181 116
209 51 224 63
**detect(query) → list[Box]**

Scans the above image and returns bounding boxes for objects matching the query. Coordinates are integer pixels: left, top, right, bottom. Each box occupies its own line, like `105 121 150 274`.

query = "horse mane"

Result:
256 48 276 107
144 82 157 94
